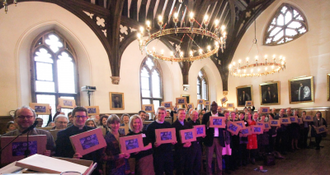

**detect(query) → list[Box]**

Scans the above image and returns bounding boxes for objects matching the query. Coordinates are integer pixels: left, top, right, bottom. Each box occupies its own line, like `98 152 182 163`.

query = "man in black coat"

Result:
55 107 102 175
172 108 193 175
202 101 225 175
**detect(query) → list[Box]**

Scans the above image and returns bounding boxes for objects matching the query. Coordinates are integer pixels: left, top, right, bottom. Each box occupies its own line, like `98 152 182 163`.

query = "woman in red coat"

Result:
247 112 258 164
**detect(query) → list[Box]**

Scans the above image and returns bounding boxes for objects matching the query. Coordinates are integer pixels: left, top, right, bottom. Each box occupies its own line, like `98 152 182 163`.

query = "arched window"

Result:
31 31 78 126
140 57 163 117
264 3 308 46
197 69 208 110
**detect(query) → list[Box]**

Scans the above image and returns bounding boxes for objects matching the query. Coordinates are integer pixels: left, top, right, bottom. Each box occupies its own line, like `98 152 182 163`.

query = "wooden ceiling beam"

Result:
130 0 138 20
139 0 148 23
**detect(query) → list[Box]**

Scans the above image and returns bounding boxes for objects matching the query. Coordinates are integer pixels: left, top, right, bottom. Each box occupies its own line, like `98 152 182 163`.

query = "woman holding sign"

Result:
127 115 154 175
102 115 130 175
247 112 258 164
311 111 327 150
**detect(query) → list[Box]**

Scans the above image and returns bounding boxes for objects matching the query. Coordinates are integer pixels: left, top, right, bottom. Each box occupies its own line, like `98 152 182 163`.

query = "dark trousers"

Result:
174 147 192 175
153 152 173 175
238 143 248 165
302 128 309 148
191 142 202 175
315 136 322 148
276 130 288 153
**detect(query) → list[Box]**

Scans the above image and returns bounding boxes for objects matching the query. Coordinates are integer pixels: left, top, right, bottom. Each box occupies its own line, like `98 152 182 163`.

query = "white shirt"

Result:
212 112 219 137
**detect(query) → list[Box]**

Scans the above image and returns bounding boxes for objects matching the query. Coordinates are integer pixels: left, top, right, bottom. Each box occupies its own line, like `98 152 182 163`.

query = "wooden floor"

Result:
226 137 330 175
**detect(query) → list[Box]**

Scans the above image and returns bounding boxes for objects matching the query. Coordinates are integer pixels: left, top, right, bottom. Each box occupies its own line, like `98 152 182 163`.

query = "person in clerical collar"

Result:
55 106 102 175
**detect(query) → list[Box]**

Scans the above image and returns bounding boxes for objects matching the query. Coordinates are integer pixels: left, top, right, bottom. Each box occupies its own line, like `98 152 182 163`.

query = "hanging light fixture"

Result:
2 0 18 14
136 1 227 62
228 19 286 77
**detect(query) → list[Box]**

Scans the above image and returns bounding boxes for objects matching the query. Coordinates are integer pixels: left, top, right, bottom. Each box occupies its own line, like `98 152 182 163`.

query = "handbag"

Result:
263 153 275 166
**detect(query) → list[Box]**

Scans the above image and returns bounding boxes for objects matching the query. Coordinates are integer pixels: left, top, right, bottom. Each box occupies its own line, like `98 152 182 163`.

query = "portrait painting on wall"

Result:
288 76 314 104
260 81 280 105
109 92 125 110
236 85 253 107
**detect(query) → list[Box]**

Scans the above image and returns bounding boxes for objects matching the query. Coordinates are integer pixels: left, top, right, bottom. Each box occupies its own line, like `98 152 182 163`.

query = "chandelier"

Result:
137 8 227 62
229 20 286 77
2 0 18 13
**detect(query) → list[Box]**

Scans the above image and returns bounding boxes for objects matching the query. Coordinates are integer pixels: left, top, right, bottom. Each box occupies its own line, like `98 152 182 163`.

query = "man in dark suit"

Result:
202 101 225 175
55 107 102 175
262 86 277 103
172 108 193 175
239 90 250 105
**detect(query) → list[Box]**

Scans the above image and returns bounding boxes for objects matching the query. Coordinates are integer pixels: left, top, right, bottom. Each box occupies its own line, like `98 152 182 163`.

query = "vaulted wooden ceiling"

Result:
1 0 275 90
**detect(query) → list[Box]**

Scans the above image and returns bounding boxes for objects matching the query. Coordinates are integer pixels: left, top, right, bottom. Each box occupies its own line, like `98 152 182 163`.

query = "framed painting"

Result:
221 97 228 104
181 94 190 104
240 127 251 137
259 107 270 114
85 106 100 115
187 103 194 109
197 99 205 105
176 97 187 105
280 118 291 125
161 101 173 109
328 74 330 101
303 115 313 122
288 76 314 104
234 121 245 129
260 81 280 105
245 101 253 107
70 128 107 156
227 121 240 135
209 116 226 128
180 129 196 143
29 103 50 115
142 104 154 113
270 120 281 127
194 125 206 137
289 116 298 123
58 98 76 109
236 85 253 107
109 92 125 110
251 125 263 135
119 134 144 154
155 128 177 144
227 103 234 108
1 135 47 165
315 125 327 134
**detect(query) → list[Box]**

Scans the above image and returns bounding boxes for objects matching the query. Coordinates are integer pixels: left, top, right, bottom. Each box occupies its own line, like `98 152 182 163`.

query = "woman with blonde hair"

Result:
127 115 154 175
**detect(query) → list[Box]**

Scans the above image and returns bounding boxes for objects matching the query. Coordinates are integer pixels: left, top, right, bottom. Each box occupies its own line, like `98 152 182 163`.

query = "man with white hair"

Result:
53 114 69 130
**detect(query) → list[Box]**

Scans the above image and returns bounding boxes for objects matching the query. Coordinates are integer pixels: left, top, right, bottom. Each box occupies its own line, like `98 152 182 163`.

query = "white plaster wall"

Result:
229 0 330 110
0 2 108 115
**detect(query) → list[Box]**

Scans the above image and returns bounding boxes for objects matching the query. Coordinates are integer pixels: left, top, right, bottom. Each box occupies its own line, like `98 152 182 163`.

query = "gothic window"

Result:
197 69 208 110
140 57 163 117
264 3 308 45
31 31 78 126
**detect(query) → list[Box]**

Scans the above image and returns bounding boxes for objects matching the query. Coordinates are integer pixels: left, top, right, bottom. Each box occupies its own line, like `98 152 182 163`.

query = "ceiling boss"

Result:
136 2 227 62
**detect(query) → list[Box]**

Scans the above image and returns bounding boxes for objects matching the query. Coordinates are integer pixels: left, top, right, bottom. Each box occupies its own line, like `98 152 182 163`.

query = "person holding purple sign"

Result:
247 112 258 164
202 101 225 175
102 114 131 175
4 106 55 156
127 115 155 175
311 111 327 150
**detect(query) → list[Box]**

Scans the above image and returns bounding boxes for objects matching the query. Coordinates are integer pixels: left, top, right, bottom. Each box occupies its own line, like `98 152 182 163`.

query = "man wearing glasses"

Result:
55 107 102 175
3 106 55 156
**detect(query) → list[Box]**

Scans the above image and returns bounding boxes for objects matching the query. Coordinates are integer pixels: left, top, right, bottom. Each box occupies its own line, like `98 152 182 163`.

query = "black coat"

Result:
202 112 225 147
172 119 193 149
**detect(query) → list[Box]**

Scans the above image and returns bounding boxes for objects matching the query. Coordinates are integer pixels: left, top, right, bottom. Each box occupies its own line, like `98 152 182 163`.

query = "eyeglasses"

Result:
75 115 87 119
17 115 34 119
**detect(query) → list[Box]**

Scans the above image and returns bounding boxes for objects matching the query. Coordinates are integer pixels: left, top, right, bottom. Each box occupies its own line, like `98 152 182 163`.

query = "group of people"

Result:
1 102 328 175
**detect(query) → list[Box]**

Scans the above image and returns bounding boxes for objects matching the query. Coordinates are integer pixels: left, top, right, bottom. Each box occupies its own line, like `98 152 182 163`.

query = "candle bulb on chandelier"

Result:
190 50 193 57
139 26 144 34
199 49 203 55
161 50 164 55
207 45 211 51
180 51 184 58
170 51 174 57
